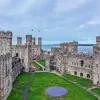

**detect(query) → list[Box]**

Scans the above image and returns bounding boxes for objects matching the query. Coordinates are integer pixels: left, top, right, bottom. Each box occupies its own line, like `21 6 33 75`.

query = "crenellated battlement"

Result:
69 52 93 59
0 31 12 38
60 41 78 46
96 36 100 42
17 37 22 45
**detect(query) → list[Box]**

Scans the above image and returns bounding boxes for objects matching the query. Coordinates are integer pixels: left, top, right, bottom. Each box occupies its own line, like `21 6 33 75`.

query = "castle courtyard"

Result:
7 72 99 100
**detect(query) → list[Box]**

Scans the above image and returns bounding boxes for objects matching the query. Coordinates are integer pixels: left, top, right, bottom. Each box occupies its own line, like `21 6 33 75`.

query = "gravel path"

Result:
23 72 34 100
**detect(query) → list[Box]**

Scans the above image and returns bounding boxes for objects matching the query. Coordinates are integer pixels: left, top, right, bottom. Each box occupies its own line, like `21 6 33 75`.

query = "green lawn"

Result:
17 81 28 90
37 60 46 67
28 72 98 100
16 72 32 81
32 62 43 70
7 89 23 100
7 73 32 100
91 88 100 96
63 74 93 88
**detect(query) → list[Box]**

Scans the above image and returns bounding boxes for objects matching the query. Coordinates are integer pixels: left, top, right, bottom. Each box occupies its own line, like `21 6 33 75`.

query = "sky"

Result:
0 0 100 45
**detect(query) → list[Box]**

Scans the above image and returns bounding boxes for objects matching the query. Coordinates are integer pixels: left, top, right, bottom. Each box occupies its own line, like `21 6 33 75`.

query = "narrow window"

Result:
87 74 90 78
16 53 18 57
80 73 83 77
80 60 84 66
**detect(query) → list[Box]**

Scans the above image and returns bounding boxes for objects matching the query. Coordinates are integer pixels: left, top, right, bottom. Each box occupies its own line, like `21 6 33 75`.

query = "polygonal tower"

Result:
25 35 32 72
26 35 32 46
0 31 12 100
32 37 36 46
17 37 22 46
93 36 100 86
38 37 42 49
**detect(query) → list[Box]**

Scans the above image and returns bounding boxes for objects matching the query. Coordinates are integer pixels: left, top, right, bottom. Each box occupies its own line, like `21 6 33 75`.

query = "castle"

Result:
46 36 100 87
0 31 42 100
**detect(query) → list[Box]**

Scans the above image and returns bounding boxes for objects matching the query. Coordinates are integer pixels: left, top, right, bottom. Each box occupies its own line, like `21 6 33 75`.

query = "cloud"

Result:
87 17 100 25
0 0 99 45
0 0 51 16
53 0 87 13
77 16 100 30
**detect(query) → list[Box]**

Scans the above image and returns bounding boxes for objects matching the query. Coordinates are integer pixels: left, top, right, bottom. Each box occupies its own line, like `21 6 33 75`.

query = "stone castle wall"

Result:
46 38 100 86
0 31 12 100
0 31 43 100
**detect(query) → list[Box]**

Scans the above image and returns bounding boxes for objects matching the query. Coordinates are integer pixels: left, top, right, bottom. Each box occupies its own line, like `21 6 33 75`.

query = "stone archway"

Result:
97 81 100 86
87 74 90 79
80 73 83 77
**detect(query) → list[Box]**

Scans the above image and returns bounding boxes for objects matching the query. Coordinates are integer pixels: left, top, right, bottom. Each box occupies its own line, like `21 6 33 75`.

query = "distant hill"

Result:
42 44 95 46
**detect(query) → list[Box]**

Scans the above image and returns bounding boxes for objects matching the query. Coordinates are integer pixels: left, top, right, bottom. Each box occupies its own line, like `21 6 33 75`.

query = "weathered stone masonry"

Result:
0 31 42 100
46 38 100 86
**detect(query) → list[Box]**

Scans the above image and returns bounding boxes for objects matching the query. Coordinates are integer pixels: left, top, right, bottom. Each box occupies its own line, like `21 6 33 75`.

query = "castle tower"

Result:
25 35 32 72
96 36 100 47
38 37 42 49
0 31 12 54
32 37 36 46
0 31 12 100
17 37 22 46
26 35 32 46
93 36 100 86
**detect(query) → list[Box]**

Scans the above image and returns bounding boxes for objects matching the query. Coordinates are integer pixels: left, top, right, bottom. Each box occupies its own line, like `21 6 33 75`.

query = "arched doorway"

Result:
80 73 83 77
97 81 100 86
74 71 77 75
87 74 90 78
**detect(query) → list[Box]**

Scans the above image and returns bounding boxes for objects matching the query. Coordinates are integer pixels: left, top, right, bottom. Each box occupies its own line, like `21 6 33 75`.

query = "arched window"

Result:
80 60 84 66
97 81 99 85
87 74 90 78
5 65 7 77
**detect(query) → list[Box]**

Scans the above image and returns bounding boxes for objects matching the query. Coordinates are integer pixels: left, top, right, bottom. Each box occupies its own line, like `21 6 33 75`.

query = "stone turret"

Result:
25 35 32 72
96 36 100 47
17 37 22 46
60 41 78 54
32 37 36 46
26 35 32 46
0 30 12 100
38 37 42 49
93 36 100 86
0 31 12 55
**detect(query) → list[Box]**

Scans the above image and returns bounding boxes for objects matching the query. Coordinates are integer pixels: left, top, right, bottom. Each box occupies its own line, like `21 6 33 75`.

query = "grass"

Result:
37 60 46 67
91 88 100 96
32 62 43 70
28 72 98 100
7 89 23 100
17 81 28 90
7 73 32 100
16 72 32 81
16 72 32 90
63 74 93 88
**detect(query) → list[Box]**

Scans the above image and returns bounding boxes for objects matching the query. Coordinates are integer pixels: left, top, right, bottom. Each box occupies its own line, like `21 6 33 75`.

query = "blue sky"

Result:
0 0 100 44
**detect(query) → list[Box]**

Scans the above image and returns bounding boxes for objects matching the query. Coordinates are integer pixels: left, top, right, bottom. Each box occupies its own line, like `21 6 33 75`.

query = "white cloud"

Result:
79 25 85 28
0 0 49 16
54 0 87 13
87 17 100 25
77 16 100 30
